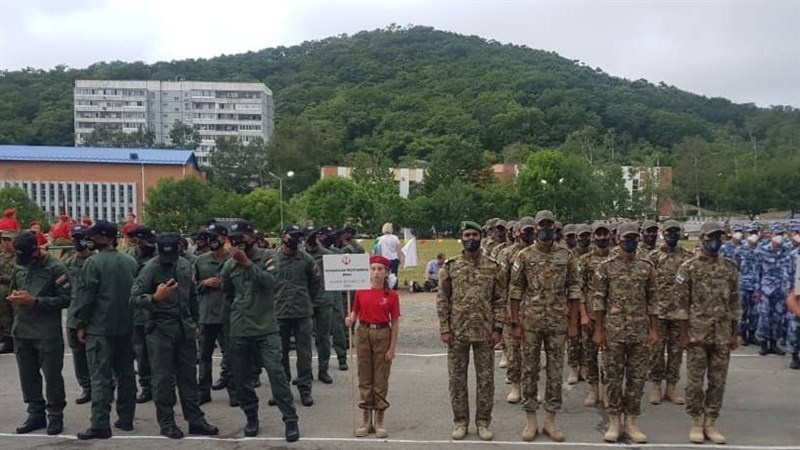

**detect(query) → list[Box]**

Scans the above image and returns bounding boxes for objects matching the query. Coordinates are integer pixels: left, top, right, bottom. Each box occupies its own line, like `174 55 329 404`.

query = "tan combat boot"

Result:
499 352 509 369
521 411 538 441
451 424 467 440
704 417 726 444
374 410 388 438
542 411 566 442
648 382 663 405
665 383 685 405
580 366 588 381
603 414 621 442
689 416 705 444
477 425 493 441
507 383 522 404
355 410 372 437
567 366 579 385
584 385 599 407
623 415 648 443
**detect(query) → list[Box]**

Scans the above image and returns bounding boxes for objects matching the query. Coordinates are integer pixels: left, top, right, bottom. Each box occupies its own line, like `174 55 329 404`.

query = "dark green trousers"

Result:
146 327 205 429
85 334 136 429
15 338 66 419
331 295 348 363
278 317 313 392
132 324 151 395
198 323 229 395
230 334 297 422
67 327 91 394
313 305 333 372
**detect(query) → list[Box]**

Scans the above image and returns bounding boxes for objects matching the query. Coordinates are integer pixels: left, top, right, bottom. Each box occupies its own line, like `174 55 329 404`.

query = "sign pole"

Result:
348 290 357 436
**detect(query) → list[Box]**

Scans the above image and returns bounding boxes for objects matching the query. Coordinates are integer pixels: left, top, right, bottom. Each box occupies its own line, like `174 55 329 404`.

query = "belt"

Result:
359 322 390 329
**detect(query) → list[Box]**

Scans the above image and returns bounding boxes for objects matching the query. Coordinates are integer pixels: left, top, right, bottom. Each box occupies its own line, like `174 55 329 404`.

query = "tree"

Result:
144 177 222 232
238 188 281 231
168 120 201 149
209 137 270 194
0 186 45 228
718 170 772 220
82 127 156 148
298 177 358 227
418 135 492 194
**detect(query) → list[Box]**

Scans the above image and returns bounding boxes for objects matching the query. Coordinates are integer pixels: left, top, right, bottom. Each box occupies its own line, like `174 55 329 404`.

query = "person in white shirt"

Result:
378 223 402 290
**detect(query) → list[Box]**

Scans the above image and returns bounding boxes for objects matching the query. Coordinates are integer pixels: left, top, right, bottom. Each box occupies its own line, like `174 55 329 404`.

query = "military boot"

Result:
542 411 565 442
584 385 598 407
244 410 259 437
791 353 800 370
567 366 579 385
355 410 372 437
499 352 508 369
689 416 705 444
759 341 769 355
603 414 621 442
0 336 13 354
648 382 663 404
624 415 647 443
374 410 388 439
521 411 538 441
769 340 786 356
704 417 726 444
451 424 467 440
665 383 685 404
506 383 521 403
740 330 749 346
477 424 493 441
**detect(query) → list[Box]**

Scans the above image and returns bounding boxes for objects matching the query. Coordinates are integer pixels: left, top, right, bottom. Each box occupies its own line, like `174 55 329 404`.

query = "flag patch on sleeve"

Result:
675 272 687 284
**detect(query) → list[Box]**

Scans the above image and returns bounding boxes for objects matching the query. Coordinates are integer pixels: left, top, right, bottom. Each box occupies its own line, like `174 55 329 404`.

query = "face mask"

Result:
462 238 481 252
703 239 722 253
285 237 300 250
595 239 610 249
15 250 34 266
565 237 577 249
620 239 638 253
771 235 784 245
496 230 506 241
74 239 88 252
140 242 156 257
537 228 555 242
732 232 743 241
643 235 657 247
208 240 221 251
746 234 759 244
521 231 535 244
578 238 591 248
664 233 680 248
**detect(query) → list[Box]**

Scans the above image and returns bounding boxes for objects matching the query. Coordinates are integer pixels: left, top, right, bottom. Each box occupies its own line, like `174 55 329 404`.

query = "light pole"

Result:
268 170 294 230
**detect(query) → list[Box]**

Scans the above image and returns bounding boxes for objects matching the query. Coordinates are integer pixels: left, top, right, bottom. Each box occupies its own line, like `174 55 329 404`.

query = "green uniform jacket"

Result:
304 246 337 308
270 250 320 320
129 248 156 326
221 247 278 337
73 250 138 336
342 241 365 254
194 250 231 325
64 253 91 329
10 253 70 339
130 257 198 340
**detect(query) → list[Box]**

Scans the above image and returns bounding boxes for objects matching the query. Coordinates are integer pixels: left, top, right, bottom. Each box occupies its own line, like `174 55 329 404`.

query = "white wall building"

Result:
74 80 274 165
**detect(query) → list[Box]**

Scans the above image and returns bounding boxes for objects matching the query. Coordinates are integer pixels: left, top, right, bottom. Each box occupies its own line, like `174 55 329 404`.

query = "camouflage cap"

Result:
642 220 658 231
730 223 744 233
0 230 17 239
564 224 577 236
609 221 619 233
661 219 681 231
534 210 555 224
459 220 482 234
592 221 610 233
555 221 563 231
507 220 517 233
485 218 500 229
517 216 536 231
618 222 640 237
746 222 760 232
494 219 509 230
700 221 725 236
577 224 592 235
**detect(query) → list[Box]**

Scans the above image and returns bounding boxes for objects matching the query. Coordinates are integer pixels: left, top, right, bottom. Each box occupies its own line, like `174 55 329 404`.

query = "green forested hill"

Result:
1 25 798 213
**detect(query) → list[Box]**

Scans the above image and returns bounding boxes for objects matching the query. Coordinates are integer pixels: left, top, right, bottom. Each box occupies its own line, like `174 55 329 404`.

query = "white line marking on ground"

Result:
0 352 764 359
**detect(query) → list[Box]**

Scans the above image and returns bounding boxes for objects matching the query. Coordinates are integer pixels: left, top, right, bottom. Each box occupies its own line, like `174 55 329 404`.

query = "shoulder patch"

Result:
593 270 605 282
512 259 522 272
675 270 688 284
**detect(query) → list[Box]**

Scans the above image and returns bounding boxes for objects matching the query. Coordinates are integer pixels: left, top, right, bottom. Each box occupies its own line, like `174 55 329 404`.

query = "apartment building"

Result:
74 80 274 165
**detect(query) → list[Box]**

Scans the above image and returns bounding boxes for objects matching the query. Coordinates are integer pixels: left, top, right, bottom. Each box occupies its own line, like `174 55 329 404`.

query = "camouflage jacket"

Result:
0 251 14 299
574 247 611 314
509 244 581 332
674 255 740 344
592 254 656 343
496 242 528 301
437 250 505 342
650 246 694 319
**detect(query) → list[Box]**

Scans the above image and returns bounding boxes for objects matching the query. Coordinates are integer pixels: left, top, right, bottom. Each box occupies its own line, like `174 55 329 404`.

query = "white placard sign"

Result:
323 254 371 291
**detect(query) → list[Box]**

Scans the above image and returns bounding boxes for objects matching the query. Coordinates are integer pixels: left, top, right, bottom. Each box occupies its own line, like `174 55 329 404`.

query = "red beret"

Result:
370 255 390 268
29 220 40 226
82 217 92 225
3 208 14 217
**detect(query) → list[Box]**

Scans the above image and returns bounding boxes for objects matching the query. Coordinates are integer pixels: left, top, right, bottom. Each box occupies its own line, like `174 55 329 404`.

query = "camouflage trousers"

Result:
567 333 583 369
757 292 787 342
521 328 565 413
648 319 683 385
604 340 649 416
582 320 600 386
0 285 12 337
739 289 758 336
447 339 494 427
786 316 800 354
685 343 730 419
503 326 522 383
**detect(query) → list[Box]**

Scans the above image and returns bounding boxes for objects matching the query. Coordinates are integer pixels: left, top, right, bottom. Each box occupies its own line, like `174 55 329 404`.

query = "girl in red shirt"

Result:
345 255 401 439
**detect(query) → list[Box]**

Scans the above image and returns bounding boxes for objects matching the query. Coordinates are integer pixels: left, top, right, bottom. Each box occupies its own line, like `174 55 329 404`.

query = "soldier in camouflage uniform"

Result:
674 221 739 445
437 220 504 442
737 223 762 346
509 210 581 442
563 224 578 252
565 222 583 385
497 217 535 404
639 220 659 256
575 222 612 407
756 223 793 355
647 220 693 406
488 220 509 258
0 230 15 353
481 218 499 252
574 224 593 257
593 222 658 443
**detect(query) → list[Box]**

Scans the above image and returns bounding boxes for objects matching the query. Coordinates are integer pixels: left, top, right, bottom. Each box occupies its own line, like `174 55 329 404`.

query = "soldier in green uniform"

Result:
339 225 366 254
273 224 320 407
303 226 336 384
0 230 18 353
64 225 94 405
509 210 581 442
72 220 138 439
221 220 300 441
674 221 740 445
9 232 70 435
179 237 197 265
191 231 210 257
575 222 612 407
437 220 504 441
592 222 659 443
648 219 693 406
321 226 349 370
127 225 157 403
195 228 232 404
131 233 218 439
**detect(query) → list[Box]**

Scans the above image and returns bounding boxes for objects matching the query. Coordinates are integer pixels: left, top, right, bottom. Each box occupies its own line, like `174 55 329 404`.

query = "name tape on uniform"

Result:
323 253 371 291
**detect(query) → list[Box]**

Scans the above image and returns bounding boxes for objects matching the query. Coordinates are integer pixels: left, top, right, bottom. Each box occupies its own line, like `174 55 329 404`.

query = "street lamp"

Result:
268 171 294 230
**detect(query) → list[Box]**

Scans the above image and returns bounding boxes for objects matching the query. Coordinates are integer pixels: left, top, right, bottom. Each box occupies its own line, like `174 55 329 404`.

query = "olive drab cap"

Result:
229 220 254 237
577 224 592 235
534 210 555 224
642 220 658 231
662 220 681 231
618 222 640 237
517 216 536 231
700 221 725 236
459 221 482 233
592 221 610 233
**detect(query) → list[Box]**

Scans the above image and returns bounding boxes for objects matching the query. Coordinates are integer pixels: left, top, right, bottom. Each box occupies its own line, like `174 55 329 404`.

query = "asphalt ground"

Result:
0 292 798 450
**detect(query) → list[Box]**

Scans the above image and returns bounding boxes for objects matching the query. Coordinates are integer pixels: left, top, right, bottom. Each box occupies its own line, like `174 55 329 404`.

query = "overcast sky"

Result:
1 0 798 107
